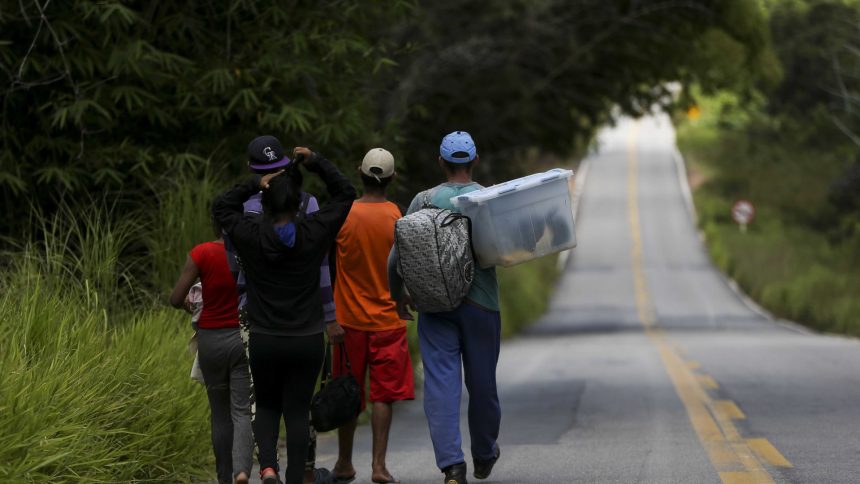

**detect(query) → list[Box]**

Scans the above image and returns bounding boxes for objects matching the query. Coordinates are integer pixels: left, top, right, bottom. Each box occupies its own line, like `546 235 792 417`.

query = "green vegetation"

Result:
677 1 860 335
0 206 212 482
147 168 227 291
1 0 774 231
679 100 860 335
0 1 785 480
0 1 409 234
498 255 561 338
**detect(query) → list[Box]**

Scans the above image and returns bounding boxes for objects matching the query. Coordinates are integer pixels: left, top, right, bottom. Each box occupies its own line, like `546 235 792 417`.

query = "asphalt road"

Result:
257 114 860 484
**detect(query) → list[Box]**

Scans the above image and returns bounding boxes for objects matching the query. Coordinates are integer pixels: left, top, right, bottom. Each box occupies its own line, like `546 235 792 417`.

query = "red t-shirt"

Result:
189 241 240 329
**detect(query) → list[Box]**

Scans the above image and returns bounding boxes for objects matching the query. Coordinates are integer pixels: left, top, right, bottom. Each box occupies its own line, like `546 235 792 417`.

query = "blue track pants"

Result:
418 303 502 470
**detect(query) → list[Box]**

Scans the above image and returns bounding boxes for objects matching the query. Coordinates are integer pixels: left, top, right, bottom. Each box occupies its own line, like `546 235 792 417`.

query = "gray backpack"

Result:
394 190 475 313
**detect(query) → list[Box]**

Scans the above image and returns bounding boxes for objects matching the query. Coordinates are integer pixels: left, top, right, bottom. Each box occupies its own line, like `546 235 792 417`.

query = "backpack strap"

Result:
439 211 478 278
421 188 438 209
294 192 312 222
298 192 312 215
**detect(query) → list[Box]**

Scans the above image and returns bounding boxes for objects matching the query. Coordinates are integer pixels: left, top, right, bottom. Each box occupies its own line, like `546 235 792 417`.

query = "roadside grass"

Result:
695 194 860 334
498 254 561 337
676 95 860 335
147 167 227 292
0 207 212 483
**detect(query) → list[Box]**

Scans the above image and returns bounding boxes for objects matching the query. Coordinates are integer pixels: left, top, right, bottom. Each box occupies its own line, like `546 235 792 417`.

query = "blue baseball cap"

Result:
439 131 477 163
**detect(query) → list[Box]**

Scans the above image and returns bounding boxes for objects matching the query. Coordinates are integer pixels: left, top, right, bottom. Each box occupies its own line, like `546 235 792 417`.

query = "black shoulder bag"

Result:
310 343 361 432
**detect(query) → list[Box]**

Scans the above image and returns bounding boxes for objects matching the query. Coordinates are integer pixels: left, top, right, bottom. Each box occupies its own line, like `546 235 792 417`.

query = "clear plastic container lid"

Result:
453 168 574 205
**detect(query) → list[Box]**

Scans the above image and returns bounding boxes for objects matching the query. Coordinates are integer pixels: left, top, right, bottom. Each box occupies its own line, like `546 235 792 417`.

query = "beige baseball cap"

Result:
360 148 395 181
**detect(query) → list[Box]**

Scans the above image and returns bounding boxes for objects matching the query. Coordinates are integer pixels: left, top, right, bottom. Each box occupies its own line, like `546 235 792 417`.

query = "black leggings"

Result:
248 332 324 484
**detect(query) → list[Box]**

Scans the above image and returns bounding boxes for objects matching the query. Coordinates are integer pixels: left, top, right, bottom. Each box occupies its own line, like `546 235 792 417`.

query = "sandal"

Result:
260 467 280 484
311 468 332 484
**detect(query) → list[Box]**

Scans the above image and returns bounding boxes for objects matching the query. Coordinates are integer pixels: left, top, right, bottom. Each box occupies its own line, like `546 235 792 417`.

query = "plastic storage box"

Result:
451 168 576 268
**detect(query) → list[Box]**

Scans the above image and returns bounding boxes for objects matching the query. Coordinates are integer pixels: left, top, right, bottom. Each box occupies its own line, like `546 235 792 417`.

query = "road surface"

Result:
271 115 860 483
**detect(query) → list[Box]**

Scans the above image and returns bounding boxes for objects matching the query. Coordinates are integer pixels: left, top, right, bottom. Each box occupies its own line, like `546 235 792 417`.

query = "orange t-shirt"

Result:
334 201 404 331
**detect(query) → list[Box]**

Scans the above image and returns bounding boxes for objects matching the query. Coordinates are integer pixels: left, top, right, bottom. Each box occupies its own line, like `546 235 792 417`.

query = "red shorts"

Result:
332 326 415 410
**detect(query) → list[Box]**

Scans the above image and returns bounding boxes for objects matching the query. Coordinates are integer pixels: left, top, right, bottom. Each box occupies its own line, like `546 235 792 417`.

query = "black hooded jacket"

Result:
212 155 355 336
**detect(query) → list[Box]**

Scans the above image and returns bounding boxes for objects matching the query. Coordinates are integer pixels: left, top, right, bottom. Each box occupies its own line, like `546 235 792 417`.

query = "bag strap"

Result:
321 343 333 381
439 211 468 227
438 211 478 277
321 341 352 383
338 342 353 372
421 188 437 209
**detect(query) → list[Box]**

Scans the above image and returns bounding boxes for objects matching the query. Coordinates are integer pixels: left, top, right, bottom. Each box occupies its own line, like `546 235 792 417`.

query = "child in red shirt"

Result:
170 231 252 484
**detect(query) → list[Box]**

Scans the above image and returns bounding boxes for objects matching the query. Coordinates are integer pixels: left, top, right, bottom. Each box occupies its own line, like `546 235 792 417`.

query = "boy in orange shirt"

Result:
330 148 415 484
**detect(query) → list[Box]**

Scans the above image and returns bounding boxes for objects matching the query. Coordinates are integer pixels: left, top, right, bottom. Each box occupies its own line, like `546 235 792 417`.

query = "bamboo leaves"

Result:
0 1 406 233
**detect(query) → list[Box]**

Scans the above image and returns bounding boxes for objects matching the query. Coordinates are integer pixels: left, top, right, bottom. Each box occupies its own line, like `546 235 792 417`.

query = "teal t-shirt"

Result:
406 182 500 312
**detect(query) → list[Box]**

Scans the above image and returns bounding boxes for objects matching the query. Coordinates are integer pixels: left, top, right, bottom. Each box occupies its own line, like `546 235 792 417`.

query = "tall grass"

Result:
677 93 860 335
33 201 142 312
0 204 213 482
147 167 227 292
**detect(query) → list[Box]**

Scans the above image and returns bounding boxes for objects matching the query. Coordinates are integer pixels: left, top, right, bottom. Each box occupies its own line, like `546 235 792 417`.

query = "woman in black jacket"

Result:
213 146 356 484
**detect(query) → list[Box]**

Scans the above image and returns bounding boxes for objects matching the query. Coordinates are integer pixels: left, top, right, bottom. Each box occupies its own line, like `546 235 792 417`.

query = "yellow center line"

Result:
625 121 791 483
715 400 747 420
747 438 794 468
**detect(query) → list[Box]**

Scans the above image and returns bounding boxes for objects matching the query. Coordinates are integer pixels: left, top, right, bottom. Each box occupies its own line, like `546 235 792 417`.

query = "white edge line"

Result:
670 146 814 335
672 147 697 226
557 157 591 272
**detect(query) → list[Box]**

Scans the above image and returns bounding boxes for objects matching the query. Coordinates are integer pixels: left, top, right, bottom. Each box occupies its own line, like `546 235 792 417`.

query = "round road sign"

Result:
732 199 755 226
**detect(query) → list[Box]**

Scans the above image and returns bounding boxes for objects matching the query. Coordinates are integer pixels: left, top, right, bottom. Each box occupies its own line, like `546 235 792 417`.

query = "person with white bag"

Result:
170 226 253 484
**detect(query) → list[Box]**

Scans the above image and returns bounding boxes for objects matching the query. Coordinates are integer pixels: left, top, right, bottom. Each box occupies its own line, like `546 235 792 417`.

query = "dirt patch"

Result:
686 159 710 192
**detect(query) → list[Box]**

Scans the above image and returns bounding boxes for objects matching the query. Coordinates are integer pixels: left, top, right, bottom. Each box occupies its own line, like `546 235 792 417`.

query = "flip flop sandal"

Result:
328 474 356 484
312 468 332 484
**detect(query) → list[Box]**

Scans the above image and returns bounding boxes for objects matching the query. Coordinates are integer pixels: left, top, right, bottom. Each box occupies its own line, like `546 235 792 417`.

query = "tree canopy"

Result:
0 0 774 232
384 0 778 187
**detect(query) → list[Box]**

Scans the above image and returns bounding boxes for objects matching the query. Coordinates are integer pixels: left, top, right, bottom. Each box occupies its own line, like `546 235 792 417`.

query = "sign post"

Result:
731 199 755 233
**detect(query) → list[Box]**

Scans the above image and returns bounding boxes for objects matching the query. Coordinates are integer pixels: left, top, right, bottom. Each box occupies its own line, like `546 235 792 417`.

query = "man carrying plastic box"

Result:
330 148 415 484
388 131 502 484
